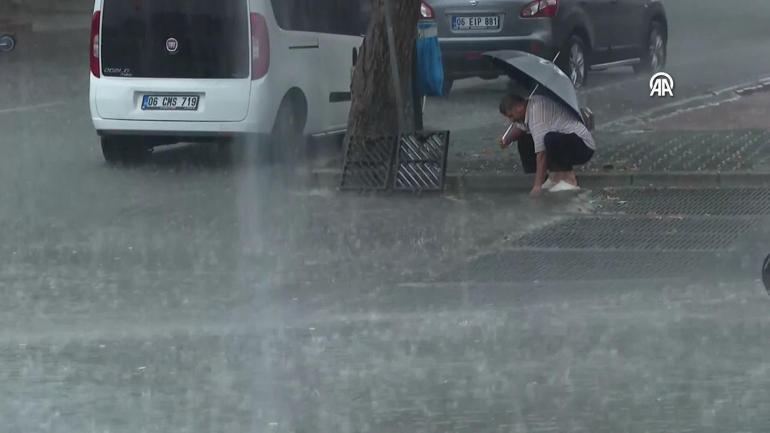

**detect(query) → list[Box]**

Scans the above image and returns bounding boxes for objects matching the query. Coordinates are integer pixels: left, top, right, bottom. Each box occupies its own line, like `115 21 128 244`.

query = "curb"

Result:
310 169 770 192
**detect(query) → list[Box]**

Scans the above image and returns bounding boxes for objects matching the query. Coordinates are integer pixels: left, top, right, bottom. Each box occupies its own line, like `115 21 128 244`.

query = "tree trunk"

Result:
345 0 421 142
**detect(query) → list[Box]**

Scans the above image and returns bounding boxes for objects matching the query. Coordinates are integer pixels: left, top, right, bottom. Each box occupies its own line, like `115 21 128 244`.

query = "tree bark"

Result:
345 0 421 142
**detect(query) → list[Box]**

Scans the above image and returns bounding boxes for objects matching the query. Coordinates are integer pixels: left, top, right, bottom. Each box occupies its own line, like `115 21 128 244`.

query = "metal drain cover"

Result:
511 216 754 251
585 130 770 172
596 188 770 216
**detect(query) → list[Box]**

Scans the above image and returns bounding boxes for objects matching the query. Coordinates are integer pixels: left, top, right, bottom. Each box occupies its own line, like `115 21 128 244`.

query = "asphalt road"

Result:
3 5 770 432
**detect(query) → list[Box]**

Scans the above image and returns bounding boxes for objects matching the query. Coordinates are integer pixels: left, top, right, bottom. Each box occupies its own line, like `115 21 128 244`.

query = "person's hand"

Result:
498 137 509 150
529 185 543 198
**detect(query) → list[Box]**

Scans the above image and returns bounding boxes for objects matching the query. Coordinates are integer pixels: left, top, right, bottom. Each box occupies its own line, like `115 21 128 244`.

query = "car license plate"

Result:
451 15 500 31
141 95 199 111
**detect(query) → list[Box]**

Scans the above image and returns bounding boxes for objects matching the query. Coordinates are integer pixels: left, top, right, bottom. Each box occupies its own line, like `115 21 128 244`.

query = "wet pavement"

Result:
4 172 770 432
4 3 770 433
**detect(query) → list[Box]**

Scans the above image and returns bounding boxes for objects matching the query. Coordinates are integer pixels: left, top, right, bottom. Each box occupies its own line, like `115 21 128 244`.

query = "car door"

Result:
313 0 366 132
579 0 615 64
610 0 647 60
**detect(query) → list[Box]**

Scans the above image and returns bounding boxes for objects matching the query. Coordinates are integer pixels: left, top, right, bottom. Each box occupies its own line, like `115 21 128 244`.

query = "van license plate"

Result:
142 95 199 111
451 16 500 31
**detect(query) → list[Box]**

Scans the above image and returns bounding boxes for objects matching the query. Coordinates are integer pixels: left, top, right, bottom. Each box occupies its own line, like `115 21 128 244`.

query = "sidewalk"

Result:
314 128 770 191
446 128 770 190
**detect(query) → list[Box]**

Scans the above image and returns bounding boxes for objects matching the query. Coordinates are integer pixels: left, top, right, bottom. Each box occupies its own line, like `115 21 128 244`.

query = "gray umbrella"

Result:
484 50 583 121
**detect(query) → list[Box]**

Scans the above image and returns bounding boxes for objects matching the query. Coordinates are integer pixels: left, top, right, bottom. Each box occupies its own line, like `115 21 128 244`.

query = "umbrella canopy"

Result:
484 50 583 121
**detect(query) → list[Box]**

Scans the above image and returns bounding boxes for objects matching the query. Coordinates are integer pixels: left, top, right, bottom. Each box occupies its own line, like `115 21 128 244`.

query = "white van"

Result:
89 0 367 163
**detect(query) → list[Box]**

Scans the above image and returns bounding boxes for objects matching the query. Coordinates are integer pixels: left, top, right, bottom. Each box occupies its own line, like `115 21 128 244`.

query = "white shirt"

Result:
525 95 596 153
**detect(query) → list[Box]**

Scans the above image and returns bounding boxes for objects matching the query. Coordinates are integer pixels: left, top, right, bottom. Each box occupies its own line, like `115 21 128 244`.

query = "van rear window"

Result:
101 0 249 79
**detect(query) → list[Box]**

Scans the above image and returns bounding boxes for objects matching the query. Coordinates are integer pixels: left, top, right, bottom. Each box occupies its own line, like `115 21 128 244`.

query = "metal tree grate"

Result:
394 131 450 191
511 216 755 251
340 136 398 191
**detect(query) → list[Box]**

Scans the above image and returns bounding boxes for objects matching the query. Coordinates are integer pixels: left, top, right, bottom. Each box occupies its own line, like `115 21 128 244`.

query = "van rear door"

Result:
96 0 252 122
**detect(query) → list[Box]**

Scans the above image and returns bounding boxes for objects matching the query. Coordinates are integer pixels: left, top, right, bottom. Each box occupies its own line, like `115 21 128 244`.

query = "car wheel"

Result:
560 35 588 89
101 136 151 165
271 97 307 163
635 22 667 73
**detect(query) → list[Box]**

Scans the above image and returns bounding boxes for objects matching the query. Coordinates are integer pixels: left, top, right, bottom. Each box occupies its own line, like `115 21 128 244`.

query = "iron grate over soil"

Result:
594 188 770 216
510 216 755 251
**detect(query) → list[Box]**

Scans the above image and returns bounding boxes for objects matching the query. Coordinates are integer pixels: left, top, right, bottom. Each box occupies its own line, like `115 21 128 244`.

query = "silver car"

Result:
421 0 668 92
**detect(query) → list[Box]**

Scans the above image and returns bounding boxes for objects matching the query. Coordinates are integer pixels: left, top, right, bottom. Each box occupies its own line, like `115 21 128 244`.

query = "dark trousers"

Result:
517 132 594 173
517 133 537 174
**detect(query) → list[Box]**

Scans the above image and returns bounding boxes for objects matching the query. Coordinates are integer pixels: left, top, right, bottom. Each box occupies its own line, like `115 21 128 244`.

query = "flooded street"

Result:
3 0 770 432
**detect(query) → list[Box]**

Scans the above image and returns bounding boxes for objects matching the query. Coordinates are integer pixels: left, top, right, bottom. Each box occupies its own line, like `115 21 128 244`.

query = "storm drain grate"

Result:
511 216 755 251
449 130 770 175
340 136 398 191
452 250 722 282
393 131 450 191
595 188 770 216
585 130 770 172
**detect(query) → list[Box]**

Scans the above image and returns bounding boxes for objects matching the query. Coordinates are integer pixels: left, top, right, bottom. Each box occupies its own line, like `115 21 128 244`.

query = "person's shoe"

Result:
548 181 580 192
542 178 557 190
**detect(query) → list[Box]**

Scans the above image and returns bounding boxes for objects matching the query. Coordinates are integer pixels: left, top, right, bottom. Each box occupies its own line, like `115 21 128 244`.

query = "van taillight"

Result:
250 13 270 80
90 11 101 77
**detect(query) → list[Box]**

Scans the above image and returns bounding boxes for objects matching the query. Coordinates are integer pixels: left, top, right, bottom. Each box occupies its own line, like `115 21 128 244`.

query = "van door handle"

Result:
289 36 319 50
352 47 358 66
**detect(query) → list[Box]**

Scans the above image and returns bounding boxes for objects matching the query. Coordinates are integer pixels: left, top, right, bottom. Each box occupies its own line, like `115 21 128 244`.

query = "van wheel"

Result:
634 22 667 74
271 98 307 163
559 35 588 89
101 136 151 165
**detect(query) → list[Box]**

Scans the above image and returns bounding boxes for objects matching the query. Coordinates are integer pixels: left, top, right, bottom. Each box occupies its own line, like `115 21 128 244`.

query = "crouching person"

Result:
499 94 596 197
